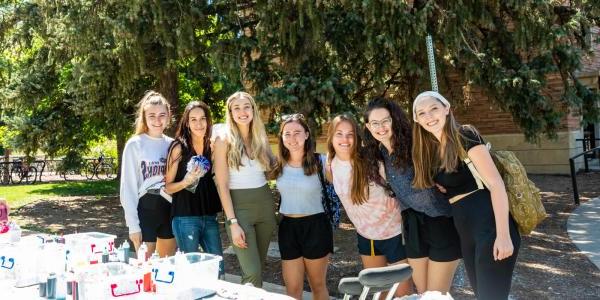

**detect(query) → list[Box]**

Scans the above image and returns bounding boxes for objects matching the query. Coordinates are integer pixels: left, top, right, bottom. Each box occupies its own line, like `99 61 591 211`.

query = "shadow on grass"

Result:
12 195 128 241
29 180 118 197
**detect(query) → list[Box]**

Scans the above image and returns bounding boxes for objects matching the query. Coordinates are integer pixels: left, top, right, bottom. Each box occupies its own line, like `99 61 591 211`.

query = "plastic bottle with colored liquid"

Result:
0 201 8 224
101 247 109 263
9 222 21 243
137 242 148 262
123 240 131 264
149 250 160 261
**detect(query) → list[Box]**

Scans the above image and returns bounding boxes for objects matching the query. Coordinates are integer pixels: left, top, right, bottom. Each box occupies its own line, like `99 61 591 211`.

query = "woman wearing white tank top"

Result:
213 92 276 288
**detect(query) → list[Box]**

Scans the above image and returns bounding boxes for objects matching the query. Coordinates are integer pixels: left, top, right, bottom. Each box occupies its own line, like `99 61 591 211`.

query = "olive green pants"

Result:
226 184 276 287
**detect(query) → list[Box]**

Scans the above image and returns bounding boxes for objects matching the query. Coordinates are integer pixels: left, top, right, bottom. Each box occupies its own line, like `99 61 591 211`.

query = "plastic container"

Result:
0 243 17 281
0 221 21 245
0 201 8 224
151 252 222 294
9 222 21 243
0 239 66 287
76 262 143 299
137 243 147 262
64 232 116 265
64 232 117 254
0 234 47 282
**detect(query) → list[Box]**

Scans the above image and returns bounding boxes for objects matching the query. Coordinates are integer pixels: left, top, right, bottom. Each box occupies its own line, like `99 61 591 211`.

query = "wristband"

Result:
226 218 238 225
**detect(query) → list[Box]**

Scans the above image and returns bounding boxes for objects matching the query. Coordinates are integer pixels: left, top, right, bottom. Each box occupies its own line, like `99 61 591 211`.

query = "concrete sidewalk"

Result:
567 196 600 270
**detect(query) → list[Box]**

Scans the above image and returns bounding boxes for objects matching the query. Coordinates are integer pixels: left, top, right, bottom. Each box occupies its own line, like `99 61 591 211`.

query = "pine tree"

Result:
213 0 600 139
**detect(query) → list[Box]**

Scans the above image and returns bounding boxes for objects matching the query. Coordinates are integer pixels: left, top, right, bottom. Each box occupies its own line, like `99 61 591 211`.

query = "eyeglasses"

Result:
368 117 392 129
281 113 305 121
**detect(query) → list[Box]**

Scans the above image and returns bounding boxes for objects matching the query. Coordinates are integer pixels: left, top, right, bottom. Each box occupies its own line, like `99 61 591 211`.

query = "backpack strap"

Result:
463 157 488 190
314 154 330 203
315 154 337 226
461 141 494 190
315 153 325 185
449 155 488 204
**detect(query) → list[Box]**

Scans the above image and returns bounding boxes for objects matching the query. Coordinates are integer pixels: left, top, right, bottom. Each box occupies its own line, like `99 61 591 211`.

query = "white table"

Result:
1 278 294 299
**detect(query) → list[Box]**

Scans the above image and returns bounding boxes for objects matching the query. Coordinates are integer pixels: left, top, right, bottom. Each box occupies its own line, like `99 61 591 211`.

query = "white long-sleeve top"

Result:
119 133 173 234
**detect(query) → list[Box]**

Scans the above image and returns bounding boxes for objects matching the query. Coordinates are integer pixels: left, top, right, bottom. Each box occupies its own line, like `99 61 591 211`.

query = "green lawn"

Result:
0 180 119 208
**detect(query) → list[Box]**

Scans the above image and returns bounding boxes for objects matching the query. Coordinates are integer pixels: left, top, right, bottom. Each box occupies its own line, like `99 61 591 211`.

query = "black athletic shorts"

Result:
357 233 407 264
137 193 174 242
401 208 462 262
278 213 333 260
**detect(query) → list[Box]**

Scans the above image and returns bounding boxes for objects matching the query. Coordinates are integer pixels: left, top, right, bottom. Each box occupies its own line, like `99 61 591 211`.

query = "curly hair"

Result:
362 97 413 186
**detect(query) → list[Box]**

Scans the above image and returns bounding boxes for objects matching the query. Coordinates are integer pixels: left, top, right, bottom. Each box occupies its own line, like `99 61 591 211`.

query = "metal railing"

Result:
569 145 600 205
576 138 600 172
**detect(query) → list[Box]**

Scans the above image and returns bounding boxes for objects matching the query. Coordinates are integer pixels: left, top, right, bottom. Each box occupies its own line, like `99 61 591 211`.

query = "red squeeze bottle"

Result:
0 201 8 224
143 272 152 292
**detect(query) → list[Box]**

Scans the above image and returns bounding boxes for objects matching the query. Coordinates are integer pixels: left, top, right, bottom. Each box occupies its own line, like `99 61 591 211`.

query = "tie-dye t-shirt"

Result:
331 156 402 240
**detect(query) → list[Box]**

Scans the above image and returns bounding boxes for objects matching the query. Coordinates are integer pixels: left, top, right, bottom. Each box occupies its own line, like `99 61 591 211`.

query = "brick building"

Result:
452 27 600 174
261 27 599 174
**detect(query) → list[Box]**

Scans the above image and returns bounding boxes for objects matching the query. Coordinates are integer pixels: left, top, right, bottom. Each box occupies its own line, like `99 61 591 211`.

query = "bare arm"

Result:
164 144 196 194
468 145 513 260
214 137 247 248
213 137 235 220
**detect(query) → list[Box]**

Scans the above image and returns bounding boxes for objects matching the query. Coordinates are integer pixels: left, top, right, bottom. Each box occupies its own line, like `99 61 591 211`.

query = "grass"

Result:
0 180 118 209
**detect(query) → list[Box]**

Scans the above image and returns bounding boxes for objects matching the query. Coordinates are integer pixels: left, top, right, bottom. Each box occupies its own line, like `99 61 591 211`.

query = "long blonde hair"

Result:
225 91 272 171
412 97 469 189
326 114 369 205
134 90 171 135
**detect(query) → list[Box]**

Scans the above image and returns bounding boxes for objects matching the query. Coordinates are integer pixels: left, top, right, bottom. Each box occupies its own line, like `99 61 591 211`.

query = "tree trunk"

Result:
156 68 180 136
116 131 127 182
2 148 9 184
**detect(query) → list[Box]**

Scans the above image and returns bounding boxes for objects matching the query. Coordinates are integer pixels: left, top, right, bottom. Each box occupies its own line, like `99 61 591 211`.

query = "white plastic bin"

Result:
0 243 17 281
64 232 116 265
0 239 66 287
64 232 117 254
151 252 222 294
76 262 143 300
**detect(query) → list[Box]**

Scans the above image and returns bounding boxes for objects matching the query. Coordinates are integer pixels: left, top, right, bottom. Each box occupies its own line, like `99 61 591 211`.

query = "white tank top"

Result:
229 155 267 189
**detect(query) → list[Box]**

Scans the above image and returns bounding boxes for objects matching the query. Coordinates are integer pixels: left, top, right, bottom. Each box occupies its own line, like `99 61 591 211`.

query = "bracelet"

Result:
226 218 238 225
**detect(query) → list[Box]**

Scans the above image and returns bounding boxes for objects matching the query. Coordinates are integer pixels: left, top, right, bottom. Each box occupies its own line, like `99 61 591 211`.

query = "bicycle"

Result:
10 158 37 184
57 152 86 181
83 154 114 180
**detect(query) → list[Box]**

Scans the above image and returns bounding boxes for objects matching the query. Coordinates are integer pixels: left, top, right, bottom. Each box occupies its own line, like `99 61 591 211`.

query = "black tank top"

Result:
171 142 222 217
434 127 486 198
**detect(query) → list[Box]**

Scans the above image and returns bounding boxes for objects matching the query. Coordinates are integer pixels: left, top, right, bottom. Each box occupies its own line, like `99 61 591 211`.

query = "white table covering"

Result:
0 278 294 300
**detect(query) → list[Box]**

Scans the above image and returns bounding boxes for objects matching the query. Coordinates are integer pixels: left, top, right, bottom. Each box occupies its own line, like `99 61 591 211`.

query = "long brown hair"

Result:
412 98 469 189
167 101 213 171
326 114 369 205
271 114 318 178
134 90 171 135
